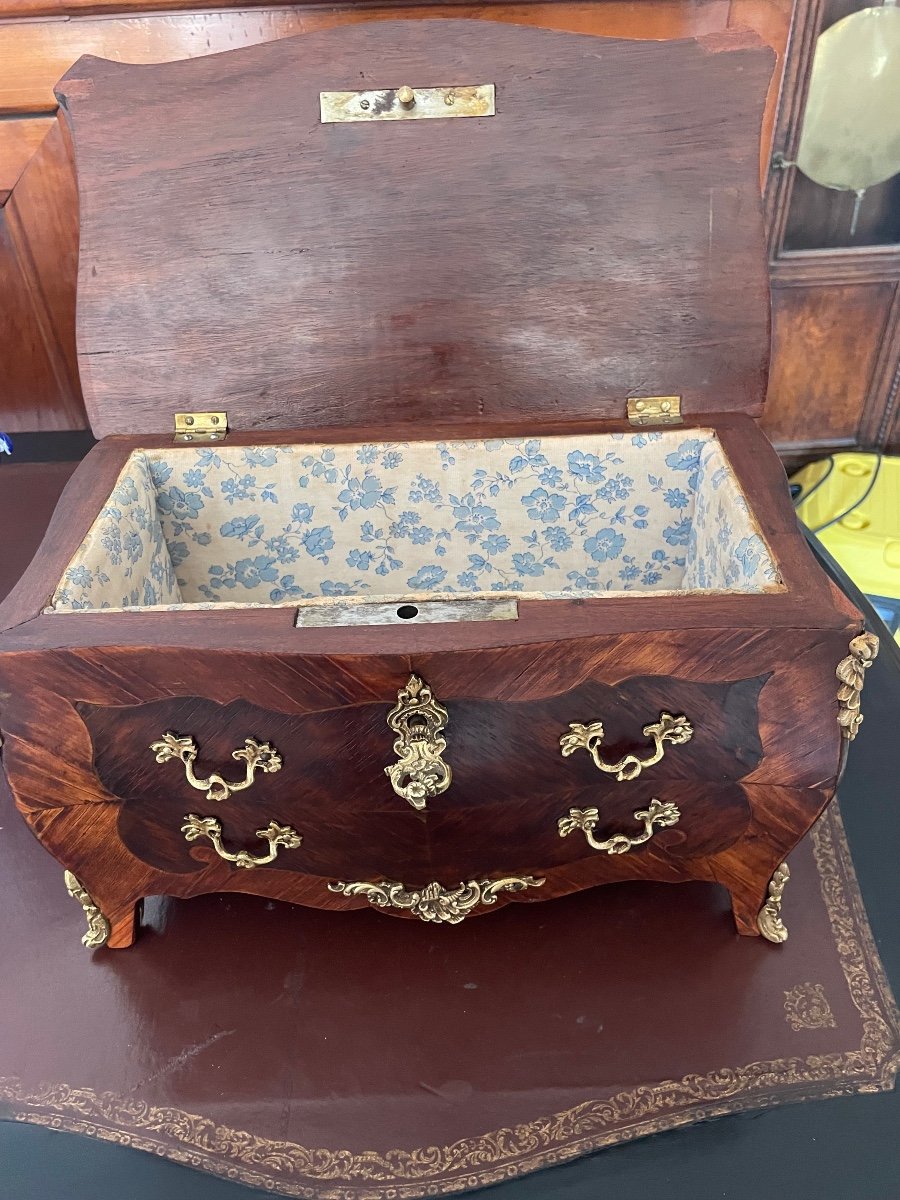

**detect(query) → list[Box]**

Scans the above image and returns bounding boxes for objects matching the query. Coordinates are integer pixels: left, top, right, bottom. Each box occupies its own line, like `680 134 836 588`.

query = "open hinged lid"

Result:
56 20 774 439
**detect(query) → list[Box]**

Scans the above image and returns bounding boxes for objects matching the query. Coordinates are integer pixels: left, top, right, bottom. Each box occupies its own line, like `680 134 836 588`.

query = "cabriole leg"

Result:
726 861 790 942
107 899 143 949
756 862 790 943
64 871 142 949
64 870 111 948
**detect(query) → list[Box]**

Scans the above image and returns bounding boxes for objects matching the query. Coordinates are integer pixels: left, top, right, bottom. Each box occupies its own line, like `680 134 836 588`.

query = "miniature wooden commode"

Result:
0 21 877 948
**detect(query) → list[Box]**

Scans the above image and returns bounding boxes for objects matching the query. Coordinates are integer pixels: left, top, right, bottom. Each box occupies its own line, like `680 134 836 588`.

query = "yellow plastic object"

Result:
792 452 900 643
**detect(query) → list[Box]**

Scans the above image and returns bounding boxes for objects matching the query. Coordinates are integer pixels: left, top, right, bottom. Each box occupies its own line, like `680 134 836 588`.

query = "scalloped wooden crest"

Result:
55 21 774 437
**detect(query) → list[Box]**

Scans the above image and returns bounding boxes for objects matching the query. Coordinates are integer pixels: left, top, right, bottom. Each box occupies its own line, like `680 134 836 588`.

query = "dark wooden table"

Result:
1 447 898 1200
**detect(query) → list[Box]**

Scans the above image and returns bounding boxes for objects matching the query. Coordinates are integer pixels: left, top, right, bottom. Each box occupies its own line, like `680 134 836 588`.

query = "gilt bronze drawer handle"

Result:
385 674 452 810
150 732 282 801
328 875 544 923
558 798 681 854
181 814 302 868
559 711 693 781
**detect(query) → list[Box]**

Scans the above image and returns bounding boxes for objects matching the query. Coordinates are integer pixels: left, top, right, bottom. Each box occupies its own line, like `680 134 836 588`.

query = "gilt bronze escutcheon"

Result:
385 675 452 810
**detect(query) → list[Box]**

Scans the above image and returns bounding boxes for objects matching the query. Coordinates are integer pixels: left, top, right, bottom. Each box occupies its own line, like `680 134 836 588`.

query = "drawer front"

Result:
78 669 767 819
407 780 752 881
77 690 756 882
447 674 768 796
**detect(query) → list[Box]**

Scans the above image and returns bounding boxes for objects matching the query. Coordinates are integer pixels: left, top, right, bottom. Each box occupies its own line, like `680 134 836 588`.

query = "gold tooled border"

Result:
2 803 899 1200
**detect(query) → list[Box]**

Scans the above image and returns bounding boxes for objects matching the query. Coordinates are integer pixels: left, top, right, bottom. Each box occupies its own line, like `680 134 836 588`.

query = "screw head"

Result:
359 98 370 110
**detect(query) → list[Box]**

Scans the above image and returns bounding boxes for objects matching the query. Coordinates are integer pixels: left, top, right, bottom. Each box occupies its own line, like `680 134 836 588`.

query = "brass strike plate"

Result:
319 84 495 124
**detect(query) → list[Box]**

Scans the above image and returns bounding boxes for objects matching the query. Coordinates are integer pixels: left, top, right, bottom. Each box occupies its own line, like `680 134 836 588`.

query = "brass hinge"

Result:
174 412 228 443
626 396 682 427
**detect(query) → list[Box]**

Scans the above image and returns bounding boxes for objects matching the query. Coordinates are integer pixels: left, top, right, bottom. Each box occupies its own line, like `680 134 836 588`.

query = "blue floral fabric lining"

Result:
51 454 181 611
49 432 780 611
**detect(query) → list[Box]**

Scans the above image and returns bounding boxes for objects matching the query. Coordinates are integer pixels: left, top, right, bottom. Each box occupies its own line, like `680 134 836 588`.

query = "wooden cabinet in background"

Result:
762 0 900 464
0 0 897 460
766 283 900 452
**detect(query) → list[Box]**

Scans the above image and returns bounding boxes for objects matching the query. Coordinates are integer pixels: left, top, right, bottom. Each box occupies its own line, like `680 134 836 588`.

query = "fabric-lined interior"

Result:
49 431 780 611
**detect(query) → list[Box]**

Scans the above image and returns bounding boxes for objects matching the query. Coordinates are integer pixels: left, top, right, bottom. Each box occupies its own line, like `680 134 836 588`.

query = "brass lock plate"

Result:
319 84 495 124
294 597 518 627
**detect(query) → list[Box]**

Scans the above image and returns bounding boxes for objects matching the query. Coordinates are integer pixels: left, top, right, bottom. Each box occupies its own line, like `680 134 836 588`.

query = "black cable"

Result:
808 453 883 535
801 520 898 672
791 455 835 509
